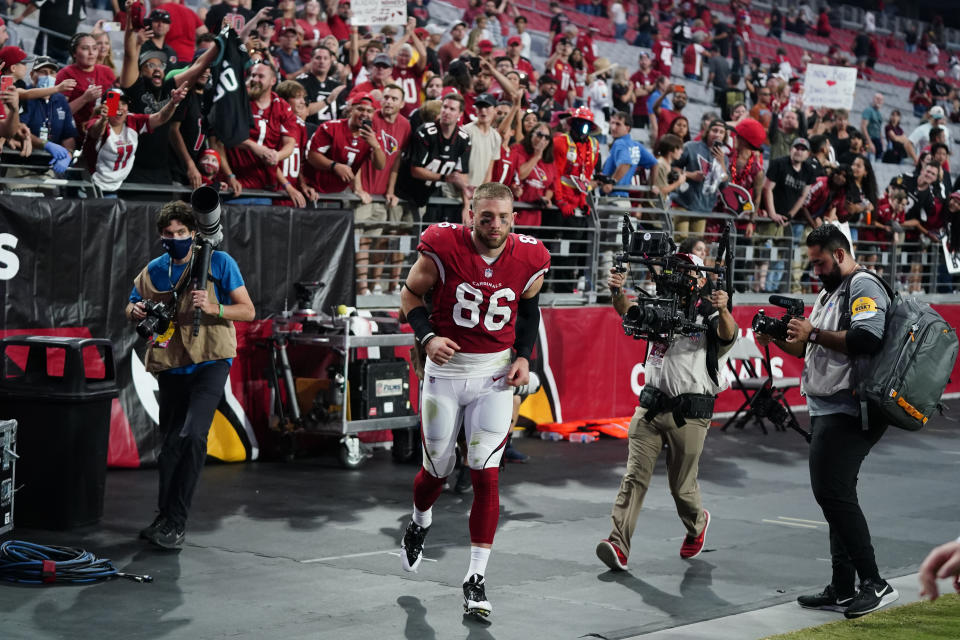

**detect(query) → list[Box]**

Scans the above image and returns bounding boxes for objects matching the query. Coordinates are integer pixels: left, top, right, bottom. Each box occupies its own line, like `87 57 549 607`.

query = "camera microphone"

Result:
768 294 798 308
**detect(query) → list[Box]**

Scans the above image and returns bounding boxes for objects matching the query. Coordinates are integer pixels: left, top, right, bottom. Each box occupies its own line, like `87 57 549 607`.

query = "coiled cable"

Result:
0 540 151 584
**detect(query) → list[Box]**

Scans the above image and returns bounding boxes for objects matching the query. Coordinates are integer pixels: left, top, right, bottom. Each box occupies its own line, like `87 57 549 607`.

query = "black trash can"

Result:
0 336 118 529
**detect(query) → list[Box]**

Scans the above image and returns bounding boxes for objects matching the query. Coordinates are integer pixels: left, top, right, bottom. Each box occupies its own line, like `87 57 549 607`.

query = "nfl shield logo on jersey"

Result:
484 268 493 278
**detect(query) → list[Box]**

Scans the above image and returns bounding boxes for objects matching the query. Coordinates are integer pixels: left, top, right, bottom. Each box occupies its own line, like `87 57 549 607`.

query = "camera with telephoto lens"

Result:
137 300 174 340
751 295 805 341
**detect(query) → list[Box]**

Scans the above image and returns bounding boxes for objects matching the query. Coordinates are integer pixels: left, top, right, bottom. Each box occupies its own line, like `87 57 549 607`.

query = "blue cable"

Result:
0 540 127 585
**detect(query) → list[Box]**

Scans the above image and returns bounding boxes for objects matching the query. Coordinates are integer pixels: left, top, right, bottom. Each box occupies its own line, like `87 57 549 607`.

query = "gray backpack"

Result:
840 269 958 430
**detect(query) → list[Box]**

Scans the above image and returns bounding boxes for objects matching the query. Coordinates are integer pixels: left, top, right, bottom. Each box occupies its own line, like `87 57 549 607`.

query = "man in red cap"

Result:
505 35 535 83
304 92 385 194
476 39 495 62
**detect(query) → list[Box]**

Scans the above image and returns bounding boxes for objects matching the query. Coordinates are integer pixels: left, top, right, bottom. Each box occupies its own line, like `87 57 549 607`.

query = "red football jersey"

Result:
393 65 423 117
226 93 297 190
652 39 673 77
279 117 309 184
552 60 574 95
304 118 373 193
491 143 519 189
418 223 550 354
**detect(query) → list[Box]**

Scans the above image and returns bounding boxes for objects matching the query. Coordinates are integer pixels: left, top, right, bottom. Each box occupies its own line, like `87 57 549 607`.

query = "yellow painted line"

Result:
762 519 818 529
778 516 827 525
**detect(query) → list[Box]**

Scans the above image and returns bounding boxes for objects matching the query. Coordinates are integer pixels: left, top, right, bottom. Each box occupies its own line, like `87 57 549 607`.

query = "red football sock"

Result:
469 467 500 545
413 468 444 513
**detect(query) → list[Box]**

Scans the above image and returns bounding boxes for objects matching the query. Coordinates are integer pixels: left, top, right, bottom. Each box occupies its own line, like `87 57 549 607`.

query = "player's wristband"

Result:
406 305 435 345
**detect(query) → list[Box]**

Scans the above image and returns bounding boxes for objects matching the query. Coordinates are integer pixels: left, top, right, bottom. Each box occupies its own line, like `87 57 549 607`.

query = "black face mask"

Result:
569 119 591 142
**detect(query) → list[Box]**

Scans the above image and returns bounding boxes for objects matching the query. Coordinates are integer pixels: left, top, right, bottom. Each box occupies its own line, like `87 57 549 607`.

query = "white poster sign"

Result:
801 64 858 110
942 236 960 274
351 0 406 27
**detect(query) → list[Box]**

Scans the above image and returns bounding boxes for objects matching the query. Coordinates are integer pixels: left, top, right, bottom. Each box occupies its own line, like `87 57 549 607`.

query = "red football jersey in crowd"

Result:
651 39 673 77
510 143 557 227
305 118 373 193
552 60 574 95
226 92 298 190
360 112 411 195
491 143 519 190
630 69 659 117
393 65 423 117
418 223 550 354
296 18 332 61
156 2 204 62
279 117 309 185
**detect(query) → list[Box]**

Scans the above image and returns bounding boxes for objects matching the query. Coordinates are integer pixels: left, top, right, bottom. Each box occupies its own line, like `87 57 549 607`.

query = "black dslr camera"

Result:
751 295 805 341
137 300 175 341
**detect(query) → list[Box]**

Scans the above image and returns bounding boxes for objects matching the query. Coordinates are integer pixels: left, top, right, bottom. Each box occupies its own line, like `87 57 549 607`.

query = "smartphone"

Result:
101 21 122 32
105 90 120 117
361 118 373 130
0 76 14 93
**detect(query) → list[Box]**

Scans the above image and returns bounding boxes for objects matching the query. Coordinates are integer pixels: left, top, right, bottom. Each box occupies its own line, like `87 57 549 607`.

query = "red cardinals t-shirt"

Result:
360 112 411 195
156 3 204 62
417 222 550 354
56 64 116 131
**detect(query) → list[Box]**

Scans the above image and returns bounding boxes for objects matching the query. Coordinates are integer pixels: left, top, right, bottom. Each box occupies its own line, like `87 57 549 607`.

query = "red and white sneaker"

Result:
680 509 710 559
596 539 628 571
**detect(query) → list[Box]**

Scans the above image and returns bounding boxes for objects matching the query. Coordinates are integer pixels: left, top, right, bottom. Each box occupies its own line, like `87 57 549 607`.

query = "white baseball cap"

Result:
930 105 946 120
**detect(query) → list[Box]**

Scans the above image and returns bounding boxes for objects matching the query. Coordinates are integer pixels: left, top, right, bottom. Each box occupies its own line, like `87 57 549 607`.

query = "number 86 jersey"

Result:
419 223 550 354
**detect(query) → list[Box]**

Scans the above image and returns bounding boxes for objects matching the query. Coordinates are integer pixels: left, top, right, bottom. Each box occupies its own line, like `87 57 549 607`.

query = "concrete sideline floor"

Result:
2 414 958 640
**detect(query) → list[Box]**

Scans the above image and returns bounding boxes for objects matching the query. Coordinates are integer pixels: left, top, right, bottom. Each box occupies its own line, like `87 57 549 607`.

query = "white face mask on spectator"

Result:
36 75 55 89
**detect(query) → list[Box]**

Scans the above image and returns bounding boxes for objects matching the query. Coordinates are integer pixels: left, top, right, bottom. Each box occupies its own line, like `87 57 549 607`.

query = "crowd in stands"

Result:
0 0 957 294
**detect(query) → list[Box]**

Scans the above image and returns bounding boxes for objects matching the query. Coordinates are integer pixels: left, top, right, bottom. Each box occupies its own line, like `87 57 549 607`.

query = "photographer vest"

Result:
801 270 887 399
135 260 237 374
644 312 735 398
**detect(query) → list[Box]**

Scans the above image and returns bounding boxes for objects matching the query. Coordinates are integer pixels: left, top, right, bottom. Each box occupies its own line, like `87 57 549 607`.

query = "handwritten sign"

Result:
351 0 406 27
801 64 858 110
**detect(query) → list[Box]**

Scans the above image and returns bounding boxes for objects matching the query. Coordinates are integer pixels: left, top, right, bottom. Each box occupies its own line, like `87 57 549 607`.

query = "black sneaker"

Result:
463 573 492 617
844 579 899 618
400 521 429 572
148 519 185 550
139 513 166 540
797 584 856 612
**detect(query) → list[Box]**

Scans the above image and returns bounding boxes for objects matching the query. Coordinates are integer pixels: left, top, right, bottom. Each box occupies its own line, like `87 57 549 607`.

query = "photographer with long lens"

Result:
754 224 898 618
596 249 737 572
125 195 255 549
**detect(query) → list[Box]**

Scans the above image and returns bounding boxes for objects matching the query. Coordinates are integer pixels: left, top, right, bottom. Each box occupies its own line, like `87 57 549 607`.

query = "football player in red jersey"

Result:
304 93 385 193
215 63 297 200
399 182 550 618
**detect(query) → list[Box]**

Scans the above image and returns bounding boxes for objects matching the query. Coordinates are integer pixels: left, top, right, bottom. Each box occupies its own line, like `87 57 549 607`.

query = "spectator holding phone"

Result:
140 9 178 65
83 84 187 195
304 92 385 194
17 56 77 173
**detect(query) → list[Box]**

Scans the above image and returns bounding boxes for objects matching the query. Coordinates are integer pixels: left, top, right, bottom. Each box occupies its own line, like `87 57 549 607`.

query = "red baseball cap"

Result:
415 27 429 40
441 86 460 97
507 35 522 46
0 46 28 68
477 39 494 51
350 91 380 109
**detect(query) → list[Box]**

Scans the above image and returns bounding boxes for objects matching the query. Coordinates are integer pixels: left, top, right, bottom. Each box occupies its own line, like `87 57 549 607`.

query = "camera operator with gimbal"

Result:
755 224 897 619
596 254 737 572
125 199 255 550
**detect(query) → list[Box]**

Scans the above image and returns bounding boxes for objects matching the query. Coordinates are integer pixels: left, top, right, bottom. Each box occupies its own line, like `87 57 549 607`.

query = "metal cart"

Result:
266 320 419 468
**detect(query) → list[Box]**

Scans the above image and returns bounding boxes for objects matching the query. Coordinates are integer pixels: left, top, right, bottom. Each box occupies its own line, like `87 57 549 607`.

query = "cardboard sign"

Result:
801 64 858 110
351 0 406 26
942 236 960 274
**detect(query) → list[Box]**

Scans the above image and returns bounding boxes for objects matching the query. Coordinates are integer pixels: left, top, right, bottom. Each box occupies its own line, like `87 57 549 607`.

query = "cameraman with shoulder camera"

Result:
596 254 737 572
125 201 255 550
755 224 898 618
